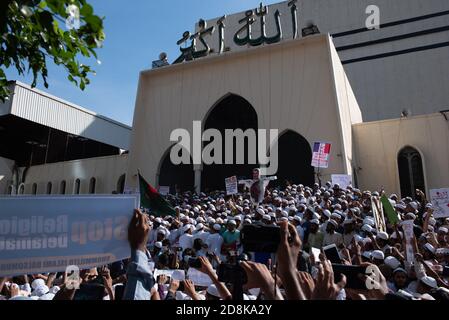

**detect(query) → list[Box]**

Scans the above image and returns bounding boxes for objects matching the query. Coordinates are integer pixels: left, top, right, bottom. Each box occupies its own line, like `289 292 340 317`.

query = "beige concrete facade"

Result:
126 35 363 192
354 113 449 196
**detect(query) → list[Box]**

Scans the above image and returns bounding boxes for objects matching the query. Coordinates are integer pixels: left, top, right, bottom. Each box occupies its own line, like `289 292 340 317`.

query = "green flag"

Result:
138 173 176 217
381 195 400 224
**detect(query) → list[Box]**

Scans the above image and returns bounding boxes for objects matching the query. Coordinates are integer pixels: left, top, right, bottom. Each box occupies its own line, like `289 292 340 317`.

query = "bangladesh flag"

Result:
138 173 176 217
381 195 400 225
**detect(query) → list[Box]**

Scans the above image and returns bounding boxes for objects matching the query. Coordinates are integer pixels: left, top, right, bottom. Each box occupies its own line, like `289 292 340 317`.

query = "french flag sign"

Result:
311 142 332 168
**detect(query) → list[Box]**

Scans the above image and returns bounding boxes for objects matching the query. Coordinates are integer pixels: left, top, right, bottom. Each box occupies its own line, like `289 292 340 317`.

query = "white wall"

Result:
21 154 128 195
354 113 449 196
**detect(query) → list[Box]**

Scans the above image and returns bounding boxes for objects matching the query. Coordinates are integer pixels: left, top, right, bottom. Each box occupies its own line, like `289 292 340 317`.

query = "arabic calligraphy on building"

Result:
173 1 308 64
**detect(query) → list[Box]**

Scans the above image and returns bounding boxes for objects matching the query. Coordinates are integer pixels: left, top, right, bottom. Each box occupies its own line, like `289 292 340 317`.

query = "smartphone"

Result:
323 244 342 264
73 283 106 300
188 257 202 269
217 263 248 284
332 264 368 290
310 247 321 264
240 223 281 253
114 284 125 301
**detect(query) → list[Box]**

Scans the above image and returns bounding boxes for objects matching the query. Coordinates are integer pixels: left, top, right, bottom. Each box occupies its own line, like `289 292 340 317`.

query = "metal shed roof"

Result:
0 81 131 150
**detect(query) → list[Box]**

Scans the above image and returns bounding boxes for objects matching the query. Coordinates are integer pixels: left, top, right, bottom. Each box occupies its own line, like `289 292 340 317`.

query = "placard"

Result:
311 142 332 168
225 176 238 195
0 195 139 277
430 188 449 218
331 174 352 189
187 268 213 287
159 186 170 196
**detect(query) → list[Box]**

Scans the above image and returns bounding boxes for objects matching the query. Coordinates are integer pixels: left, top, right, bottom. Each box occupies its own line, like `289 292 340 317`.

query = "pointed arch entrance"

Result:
271 130 314 188
398 146 426 198
202 94 259 192
158 145 194 194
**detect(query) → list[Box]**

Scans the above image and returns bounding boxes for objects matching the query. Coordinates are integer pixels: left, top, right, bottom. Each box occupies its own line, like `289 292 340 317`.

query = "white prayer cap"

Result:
343 219 354 225
182 224 192 233
429 217 436 226
391 231 403 239
197 217 205 223
216 218 223 224
323 210 331 218
423 243 436 254
420 276 438 289
256 208 265 215
377 231 389 241
363 217 375 227
371 250 385 261
281 210 289 217
362 238 372 245
425 203 434 209
293 216 302 223
269 212 276 218
354 235 363 243
438 227 448 234
195 223 204 231
405 212 416 220
155 242 163 249
213 224 222 231
393 268 407 276
32 285 49 297
263 214 271 221
31 279 45 290
312 212 320 220
310 219 320 225
207 284 220 298
331 212 341 220
234 215 242 221
279 217 288 222
409 202 418 210
228 219 237 226
155 217 162 223
385 256 401 269
328 220 338 228
244 219 252 224
362 251 372 259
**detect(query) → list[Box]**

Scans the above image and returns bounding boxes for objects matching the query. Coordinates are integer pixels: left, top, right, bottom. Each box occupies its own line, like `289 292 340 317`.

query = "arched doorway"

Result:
117 174 126 194
202 94 259 192
158 145 194 194
398 146 426 198
271 130 314 188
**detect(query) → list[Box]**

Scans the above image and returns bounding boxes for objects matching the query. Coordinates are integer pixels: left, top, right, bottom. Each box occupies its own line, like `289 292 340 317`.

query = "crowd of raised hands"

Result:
1 183 449 301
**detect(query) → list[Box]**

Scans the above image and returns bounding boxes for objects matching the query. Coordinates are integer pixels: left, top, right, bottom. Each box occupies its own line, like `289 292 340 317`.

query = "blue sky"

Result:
5 0 281 126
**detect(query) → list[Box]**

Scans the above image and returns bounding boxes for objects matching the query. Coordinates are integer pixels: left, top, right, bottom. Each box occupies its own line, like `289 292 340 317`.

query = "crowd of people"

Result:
1 180 449 301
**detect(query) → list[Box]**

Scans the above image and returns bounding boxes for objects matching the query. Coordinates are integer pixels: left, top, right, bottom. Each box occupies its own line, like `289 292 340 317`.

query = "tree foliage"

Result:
0 0 105 102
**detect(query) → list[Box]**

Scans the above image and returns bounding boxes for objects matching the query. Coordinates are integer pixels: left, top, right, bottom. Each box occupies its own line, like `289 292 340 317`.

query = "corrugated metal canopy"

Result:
0 81 131 150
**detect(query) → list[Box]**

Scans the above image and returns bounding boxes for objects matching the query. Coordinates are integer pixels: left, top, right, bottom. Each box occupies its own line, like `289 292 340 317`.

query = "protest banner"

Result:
225 176 238 195
0 195 139 277
430 188 449 218
311 142 332 168
331 174 352 189
402 220 415 264
187 268 213 287
158 186 170 196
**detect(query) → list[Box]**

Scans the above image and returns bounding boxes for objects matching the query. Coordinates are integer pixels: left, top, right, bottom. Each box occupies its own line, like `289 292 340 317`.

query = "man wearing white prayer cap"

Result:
371 250 385 265
323 219 343 247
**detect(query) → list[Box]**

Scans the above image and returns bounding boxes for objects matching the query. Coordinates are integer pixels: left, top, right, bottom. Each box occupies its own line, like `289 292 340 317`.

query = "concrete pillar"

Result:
194 164 203 194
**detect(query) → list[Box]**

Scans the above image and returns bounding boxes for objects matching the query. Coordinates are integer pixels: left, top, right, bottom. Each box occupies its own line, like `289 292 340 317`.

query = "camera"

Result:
240 223 281 253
